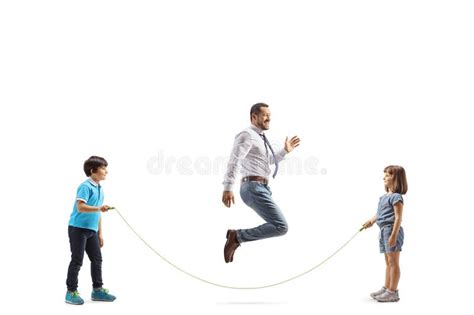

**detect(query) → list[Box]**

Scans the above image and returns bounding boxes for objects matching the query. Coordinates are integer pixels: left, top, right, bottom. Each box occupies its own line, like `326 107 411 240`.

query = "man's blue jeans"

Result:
238 181 288 243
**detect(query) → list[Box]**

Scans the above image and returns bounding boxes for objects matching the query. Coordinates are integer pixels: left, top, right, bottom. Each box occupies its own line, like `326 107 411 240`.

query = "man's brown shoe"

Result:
224 229 240 263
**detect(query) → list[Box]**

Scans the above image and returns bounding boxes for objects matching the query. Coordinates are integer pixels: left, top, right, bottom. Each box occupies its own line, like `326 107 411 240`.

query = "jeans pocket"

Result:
253 182 267 193
240 183 257 207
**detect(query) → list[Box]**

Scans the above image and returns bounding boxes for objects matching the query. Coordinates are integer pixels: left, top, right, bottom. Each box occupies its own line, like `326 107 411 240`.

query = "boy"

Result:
65 156 116 305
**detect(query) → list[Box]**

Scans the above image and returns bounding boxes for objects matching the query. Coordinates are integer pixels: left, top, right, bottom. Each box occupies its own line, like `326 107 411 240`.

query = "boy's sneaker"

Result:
370 287 386 299
65 291 84 305
375 290 400 302
91 288 116 302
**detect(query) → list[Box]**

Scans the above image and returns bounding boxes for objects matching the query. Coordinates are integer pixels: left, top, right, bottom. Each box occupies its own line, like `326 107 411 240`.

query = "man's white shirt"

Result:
223 124 287 191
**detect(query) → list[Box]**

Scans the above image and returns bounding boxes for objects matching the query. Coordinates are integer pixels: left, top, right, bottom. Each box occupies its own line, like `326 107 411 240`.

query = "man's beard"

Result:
258 121 270 130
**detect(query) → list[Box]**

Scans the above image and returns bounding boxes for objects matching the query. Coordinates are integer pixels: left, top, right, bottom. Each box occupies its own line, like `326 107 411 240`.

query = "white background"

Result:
1 1 473 314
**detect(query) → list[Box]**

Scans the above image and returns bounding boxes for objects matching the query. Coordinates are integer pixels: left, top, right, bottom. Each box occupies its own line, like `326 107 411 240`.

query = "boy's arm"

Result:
77 200 110 212
388 202 403 246
98 217 104 247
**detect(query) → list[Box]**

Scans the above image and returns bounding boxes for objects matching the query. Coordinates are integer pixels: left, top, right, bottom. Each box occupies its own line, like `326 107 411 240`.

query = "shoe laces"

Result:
71 291 80 298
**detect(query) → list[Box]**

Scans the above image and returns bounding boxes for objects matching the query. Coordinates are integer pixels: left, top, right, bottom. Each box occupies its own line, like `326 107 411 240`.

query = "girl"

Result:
363 165 408 302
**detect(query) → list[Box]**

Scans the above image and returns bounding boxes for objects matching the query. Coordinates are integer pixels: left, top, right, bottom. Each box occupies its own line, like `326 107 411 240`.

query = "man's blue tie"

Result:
261 133 279 178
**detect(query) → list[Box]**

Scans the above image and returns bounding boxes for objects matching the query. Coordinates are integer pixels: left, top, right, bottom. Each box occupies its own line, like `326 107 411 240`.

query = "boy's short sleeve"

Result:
390 193 404 206
76 184 90 203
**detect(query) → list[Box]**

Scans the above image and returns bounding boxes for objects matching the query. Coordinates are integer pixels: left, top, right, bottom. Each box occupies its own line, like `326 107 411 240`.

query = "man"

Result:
222 103 301 263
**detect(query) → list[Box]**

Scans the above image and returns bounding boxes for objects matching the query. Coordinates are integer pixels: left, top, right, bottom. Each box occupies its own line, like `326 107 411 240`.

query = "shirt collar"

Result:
250 124 264 136
88 177 100 187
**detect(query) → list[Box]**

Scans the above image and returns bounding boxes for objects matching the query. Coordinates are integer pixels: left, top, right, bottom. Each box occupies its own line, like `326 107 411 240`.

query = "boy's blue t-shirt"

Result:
68 179 103 232
376 193 404 228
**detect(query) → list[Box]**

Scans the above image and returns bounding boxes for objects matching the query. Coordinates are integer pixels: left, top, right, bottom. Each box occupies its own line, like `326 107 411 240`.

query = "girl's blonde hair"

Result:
384 165 408 194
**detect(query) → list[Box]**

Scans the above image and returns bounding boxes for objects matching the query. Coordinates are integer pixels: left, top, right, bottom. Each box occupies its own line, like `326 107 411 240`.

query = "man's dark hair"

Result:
250 103 269 118
83 156 108 176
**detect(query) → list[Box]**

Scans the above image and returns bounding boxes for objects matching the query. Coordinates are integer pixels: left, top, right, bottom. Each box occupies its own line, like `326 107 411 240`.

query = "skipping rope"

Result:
110 207 365 290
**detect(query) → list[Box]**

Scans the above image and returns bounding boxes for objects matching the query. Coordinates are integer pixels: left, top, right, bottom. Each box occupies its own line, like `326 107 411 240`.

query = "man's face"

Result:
252 107 271 130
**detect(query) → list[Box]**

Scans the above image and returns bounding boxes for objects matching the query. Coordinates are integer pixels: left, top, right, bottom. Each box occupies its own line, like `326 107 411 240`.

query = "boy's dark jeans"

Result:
66 226 103 291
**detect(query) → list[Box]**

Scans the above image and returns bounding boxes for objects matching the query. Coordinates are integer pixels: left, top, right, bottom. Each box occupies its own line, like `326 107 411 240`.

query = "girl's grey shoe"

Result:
370 287 386 299
375 290 400 302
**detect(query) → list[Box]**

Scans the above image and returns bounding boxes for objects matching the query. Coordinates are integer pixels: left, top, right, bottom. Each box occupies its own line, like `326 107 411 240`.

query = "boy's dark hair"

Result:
83 156 108 177
250 103 269 119
384 165 408 194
